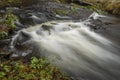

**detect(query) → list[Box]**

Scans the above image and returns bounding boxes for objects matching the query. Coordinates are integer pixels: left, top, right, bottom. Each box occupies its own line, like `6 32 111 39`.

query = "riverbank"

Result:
82 0 120 16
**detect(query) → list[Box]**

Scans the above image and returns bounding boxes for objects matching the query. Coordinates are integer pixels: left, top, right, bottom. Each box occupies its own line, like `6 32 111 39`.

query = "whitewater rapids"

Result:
10 13 120 80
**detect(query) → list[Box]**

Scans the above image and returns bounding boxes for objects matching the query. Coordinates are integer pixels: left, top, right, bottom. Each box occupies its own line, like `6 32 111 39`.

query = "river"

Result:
10 12 120 80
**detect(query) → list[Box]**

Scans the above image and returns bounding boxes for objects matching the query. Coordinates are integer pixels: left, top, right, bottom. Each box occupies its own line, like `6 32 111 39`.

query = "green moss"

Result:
54 9 69 15
0 11 16 40
0 31 8 39
0 0 21 8
72 3 107 14
86 5 107 14
0 57 71 80
4 11 17 30
72 3 85 8
6 0 21 6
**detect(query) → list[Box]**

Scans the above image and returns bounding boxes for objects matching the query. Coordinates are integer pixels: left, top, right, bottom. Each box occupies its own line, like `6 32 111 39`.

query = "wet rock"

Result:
15 31 31 45
12 7 48 26
29 12 47 23
41 24 53 31
0 39 11 45
69 8 93 20
44 12 56 20
72 0 92 6
87 19 106 31
21 0 38 7
10 2 94 25
19 14 35 26
0 39 12 57
55 14 71 20
0 51 11 57
18 12 47 26
15 20 25 29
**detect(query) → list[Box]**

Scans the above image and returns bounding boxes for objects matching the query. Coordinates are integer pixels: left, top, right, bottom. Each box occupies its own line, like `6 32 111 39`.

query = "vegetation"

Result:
0 0 21 8
72 3 106 14
82 0 120 15
52 0 107 14
6 0 21 7
0 31 8 39
86 5 106 14
0 11 16 40
0 0 47 8
53 0 120 16
4 11 17 30
54 9 69 15
0 57 70 80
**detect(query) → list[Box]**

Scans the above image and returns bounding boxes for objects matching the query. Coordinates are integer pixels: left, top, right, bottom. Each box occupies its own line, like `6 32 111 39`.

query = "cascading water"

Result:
10 13 120 80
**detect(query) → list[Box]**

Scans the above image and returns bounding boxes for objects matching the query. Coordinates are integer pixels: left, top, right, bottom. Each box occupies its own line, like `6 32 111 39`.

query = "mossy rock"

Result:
0 0 21 8
54 9 69 15
0 0 39 8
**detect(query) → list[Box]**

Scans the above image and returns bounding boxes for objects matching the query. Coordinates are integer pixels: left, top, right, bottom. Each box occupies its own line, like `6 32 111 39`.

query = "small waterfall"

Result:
10 13 120 80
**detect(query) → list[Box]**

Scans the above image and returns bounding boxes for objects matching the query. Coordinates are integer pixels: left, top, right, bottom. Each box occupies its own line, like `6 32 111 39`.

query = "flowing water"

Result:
10 13 120 80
